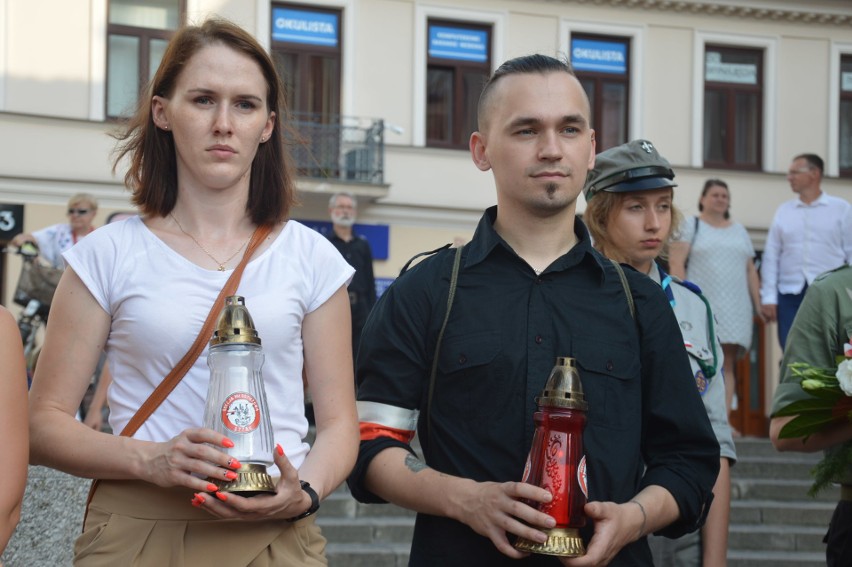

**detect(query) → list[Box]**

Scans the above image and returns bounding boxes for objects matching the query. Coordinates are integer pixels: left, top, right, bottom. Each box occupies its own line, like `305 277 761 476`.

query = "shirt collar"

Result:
465 206 607 278
796 191 829 207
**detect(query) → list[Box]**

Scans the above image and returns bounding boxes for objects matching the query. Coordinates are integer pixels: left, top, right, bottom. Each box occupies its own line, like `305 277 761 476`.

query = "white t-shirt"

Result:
64 216 354 474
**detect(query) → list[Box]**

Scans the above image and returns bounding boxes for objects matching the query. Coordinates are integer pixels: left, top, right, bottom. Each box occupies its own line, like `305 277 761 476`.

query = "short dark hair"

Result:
793 153 824 177
698 178 730 219
112 18 296 227
477 54 576 131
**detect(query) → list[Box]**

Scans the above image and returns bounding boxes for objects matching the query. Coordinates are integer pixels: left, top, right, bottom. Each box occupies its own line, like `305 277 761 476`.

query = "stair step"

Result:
318 516 414 545
730 499 835 527
732 457 822 480
727 549 825 567
326 542 410 567
729 523 827 552
732 477 839 502
732 438 821 460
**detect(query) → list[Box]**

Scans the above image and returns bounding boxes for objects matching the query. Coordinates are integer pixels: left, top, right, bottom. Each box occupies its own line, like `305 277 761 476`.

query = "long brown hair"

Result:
112 18 295 226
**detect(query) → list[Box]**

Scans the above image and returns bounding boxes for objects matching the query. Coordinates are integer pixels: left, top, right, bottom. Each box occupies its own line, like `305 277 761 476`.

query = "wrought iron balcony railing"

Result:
290 113 384 185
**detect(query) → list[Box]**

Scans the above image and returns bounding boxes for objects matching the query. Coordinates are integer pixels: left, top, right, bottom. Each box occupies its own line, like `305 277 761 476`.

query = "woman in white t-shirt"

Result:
28 19 358 565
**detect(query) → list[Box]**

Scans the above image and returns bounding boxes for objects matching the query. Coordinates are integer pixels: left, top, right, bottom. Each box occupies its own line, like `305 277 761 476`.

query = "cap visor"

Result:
605 176 677 193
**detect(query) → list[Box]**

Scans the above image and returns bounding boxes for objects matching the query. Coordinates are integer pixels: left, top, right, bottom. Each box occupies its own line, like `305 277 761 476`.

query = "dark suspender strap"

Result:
426 244 463 451
610 258 636 320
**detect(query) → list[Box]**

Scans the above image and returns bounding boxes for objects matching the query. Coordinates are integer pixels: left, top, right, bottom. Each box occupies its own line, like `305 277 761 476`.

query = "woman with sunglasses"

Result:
10 193 98 269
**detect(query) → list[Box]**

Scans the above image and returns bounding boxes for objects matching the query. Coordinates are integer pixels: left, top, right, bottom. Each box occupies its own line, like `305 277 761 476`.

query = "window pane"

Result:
601 82 628 149
703 90 726 163
149 38 169 81
462 70 486 138
109 0 180 29
107 34 140 117
733 92 759 165
841 99 852 170
840 56 852 173
426 19 490 148
305 56 340 119
273 51 299 111
427 67 453 143
580 78 596 126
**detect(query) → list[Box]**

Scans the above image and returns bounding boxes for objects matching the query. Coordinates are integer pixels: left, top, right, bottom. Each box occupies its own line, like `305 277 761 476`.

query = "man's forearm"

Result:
632 485 680 537
364 446 473 520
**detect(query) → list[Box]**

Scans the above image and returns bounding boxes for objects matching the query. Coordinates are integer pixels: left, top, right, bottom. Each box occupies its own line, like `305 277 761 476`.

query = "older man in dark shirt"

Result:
327 192 377 357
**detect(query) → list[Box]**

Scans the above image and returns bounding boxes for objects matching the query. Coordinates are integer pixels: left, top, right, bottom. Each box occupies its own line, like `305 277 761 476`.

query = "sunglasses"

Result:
67 208 91 215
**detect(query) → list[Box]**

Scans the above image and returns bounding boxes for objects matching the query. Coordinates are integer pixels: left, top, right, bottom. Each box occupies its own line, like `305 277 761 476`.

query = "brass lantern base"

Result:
209 463 276 497
514 527 586 557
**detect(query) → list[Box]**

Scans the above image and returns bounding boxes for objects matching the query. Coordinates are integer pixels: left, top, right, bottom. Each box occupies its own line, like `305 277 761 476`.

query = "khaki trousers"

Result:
75 480 327 566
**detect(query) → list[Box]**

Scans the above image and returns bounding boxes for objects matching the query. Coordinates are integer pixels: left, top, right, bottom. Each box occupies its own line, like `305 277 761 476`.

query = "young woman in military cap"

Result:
583 139 735 567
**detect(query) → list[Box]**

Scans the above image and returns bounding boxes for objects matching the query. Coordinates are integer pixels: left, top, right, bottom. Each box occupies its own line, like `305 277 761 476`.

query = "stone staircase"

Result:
321 437 839 566
728 437 836 567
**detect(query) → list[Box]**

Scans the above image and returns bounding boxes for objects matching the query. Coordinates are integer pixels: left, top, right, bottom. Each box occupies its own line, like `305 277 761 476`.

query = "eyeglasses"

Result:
67 208 91 215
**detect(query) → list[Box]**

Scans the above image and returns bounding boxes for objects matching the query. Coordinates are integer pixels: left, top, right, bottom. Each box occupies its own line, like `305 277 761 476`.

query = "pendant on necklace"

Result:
218 265 225 272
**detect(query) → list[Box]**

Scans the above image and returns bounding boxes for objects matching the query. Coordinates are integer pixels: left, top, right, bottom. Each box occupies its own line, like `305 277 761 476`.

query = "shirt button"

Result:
535 335 543 344
606 361 614 371
458 354 467 365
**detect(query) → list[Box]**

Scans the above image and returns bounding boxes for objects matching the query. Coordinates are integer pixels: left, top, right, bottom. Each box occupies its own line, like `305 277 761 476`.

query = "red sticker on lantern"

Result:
577 455 588 498
221 392 261 434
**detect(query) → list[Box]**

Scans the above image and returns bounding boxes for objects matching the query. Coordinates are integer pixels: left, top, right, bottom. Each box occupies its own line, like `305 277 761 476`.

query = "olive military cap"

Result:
583 139 677 201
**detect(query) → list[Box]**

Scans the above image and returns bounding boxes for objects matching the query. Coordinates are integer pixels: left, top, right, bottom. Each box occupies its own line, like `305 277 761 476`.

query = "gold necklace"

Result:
170 212 255 271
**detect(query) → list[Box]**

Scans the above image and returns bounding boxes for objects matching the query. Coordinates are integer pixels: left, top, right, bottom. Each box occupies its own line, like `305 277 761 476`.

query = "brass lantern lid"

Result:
210 295 261 346
536 357 588 411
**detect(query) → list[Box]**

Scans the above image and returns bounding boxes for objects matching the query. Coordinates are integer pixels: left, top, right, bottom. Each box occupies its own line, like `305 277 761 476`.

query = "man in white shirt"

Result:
760 153 852 349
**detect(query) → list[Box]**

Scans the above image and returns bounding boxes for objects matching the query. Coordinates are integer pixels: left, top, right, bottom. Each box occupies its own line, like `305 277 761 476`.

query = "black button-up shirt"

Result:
328 232 376 349
349 207 719 566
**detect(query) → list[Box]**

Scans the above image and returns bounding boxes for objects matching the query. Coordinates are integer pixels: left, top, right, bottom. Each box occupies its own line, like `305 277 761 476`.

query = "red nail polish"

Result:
216 491 228 502
229 459 242 469
207 483 219 492
191 499 202 507
225 471 238 481
194 493 206 504
276 444 284 456
222 438 235 448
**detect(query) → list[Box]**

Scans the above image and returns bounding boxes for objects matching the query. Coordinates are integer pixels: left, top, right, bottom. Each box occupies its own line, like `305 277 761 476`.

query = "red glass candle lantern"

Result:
515 356 588 557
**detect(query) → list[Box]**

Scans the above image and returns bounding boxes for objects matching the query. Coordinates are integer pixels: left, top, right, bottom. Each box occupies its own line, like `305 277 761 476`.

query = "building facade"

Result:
1 0 851 426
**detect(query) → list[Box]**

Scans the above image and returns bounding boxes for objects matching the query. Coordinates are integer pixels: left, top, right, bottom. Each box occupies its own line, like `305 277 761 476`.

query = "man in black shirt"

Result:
327 192 377 357
348 54 719 566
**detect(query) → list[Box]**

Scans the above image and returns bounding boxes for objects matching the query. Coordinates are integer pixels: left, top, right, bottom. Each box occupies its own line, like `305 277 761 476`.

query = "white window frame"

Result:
0 0 7 111
561 20 644 144
89 0 108 121
413 5 505 147
692 32 777 171
828 41 852 178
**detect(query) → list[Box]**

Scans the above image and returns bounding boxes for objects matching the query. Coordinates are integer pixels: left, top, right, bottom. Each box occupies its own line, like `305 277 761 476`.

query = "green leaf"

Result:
774 397 839 417
779 412 844 439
